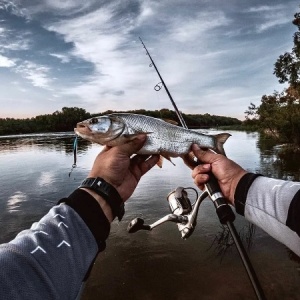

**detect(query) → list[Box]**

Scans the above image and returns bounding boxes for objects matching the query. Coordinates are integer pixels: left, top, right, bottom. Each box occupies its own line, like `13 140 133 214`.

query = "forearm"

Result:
0 189 110 299
234 173 300 256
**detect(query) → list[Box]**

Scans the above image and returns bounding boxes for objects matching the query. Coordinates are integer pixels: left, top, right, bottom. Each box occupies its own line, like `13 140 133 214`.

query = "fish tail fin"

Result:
213 133 231 156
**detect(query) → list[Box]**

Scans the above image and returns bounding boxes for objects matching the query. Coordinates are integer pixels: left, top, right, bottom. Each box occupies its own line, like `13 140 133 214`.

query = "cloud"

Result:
169 10 231 43
245 4 292 33
49 53 71 63
45 4 151 107
14 61 52 88
0 53 15 67
246 5 285 13
0 0 29 19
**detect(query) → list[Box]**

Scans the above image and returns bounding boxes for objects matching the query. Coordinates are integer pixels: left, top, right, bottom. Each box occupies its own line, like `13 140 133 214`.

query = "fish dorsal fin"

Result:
162 118 178 125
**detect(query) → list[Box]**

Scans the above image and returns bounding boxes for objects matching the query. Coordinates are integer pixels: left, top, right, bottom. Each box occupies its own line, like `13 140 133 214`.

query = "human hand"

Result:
184 144 247 205
88 134 159 202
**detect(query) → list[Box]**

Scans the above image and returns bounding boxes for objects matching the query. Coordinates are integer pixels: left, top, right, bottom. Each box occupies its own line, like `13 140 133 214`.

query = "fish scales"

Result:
114 113 215 156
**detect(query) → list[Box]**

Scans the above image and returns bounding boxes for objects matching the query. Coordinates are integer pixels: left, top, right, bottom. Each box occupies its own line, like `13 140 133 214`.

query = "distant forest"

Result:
0 107 241 135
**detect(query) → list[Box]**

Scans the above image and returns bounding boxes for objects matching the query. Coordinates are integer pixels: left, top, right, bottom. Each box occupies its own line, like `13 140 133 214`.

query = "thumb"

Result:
118 134 147 156
192 144 219 164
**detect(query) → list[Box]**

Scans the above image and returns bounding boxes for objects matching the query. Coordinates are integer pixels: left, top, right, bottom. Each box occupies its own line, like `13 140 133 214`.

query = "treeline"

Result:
244 10 300 147
0 107 91 135
0 107 241 136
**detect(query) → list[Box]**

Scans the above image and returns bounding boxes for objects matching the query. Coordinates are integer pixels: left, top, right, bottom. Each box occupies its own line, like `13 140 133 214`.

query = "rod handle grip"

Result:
205 172 235 224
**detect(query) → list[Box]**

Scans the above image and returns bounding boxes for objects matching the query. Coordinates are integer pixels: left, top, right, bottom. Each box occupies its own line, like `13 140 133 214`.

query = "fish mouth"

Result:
74 122 91 135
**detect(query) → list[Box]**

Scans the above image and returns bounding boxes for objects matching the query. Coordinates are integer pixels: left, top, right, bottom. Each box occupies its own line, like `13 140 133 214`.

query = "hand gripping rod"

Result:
140 37 265 300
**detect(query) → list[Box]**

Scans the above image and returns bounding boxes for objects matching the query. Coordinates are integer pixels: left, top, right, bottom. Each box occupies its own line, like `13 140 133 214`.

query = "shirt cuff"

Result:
58 189 111 252
234 173 262 216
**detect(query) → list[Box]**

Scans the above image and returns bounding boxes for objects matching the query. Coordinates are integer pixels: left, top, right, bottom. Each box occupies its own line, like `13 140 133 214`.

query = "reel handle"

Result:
127 218 151 233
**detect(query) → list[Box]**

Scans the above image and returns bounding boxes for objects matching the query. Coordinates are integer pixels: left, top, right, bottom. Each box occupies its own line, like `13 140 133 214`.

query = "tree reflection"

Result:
0 133 91 155
258 134 300 181
209 223 255 262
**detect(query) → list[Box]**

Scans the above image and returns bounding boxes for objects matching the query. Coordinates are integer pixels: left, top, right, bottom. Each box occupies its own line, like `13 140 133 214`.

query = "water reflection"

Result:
0 132 91 155
258 134 300 181
0 131 299 299
7 191 27 213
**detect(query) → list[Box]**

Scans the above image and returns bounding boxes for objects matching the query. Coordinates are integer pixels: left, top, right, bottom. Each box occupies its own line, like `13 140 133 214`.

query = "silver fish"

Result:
75 113 230 164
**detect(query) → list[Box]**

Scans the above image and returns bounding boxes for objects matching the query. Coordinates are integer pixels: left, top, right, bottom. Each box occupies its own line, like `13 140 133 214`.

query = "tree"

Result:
246 9 300 146
274 12 300 91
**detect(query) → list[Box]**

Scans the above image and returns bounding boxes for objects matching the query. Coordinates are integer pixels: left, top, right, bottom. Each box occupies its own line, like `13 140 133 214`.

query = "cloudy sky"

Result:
0 0 299 119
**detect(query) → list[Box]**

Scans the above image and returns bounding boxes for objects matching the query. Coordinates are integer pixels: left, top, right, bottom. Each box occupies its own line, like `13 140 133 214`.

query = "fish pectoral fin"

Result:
156 156 164 168
161 154 176 166
213 133 231 156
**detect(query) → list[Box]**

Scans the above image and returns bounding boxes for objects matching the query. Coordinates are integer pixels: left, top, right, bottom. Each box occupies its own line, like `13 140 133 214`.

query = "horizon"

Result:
0 107 243 121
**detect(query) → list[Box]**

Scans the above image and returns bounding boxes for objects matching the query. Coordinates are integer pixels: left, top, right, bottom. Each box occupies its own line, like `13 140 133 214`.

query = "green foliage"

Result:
246 9 300 146
245 91 300 145
0 107 91 135
274 12 300 91
0 107 241 136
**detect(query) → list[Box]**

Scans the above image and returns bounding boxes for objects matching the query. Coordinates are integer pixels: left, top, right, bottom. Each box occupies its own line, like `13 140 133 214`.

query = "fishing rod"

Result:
139 37 187 128
130 37 266 300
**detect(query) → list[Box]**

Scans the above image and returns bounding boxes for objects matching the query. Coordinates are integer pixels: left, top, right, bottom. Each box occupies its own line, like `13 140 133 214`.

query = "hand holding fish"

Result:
186 144 247 205
87 134 159 203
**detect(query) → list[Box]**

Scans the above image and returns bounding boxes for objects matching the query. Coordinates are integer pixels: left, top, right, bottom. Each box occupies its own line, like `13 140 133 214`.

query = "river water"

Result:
0 130 299 299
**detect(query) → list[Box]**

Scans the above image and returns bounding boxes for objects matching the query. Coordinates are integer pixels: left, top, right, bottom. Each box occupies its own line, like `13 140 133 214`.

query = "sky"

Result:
0 0 299 120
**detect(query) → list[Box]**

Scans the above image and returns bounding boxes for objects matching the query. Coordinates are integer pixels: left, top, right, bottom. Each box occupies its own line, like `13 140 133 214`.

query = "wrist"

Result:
80 188 113 222
229 170 248 205
79 177 125 221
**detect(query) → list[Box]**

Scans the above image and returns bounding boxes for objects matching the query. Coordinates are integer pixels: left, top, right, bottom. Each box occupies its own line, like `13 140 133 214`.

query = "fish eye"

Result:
90 118 98 124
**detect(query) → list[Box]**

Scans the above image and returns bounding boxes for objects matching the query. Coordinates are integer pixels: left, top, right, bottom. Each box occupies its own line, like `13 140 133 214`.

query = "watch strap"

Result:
79 177 125 221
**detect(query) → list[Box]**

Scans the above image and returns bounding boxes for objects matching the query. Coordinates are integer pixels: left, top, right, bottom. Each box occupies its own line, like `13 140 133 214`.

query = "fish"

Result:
74 113 230 165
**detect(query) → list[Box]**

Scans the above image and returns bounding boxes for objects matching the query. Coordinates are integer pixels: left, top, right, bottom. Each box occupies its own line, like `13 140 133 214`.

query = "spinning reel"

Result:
127 187 207 239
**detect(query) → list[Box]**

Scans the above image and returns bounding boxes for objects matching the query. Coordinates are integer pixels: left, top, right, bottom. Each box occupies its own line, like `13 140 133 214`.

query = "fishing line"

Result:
68 135 78 177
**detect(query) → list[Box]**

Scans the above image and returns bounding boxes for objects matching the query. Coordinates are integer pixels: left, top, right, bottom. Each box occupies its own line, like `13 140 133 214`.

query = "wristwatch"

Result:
79 177 125 221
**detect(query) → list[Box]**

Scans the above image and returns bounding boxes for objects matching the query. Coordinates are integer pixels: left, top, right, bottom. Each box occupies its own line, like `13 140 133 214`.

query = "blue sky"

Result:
0 0 299 119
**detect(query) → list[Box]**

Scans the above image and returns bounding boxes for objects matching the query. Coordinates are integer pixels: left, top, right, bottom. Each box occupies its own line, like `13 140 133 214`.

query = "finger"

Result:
194 173 209 186
100 145 111 153
117 134 147 156
131 154 150 165
131 154 159 180
182 152 198 169
139 154 160 176
191 164 211 179
192 144 219 164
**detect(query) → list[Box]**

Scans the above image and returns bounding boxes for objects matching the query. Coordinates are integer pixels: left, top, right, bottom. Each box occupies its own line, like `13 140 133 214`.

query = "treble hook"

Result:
154 82 162 91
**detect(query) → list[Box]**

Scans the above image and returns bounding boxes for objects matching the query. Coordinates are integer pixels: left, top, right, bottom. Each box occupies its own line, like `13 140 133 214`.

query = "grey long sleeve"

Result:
0 189 110 300
235 173 300 256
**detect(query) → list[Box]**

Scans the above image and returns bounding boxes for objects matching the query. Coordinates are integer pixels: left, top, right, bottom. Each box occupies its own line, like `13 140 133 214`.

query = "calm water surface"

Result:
0 131 299 299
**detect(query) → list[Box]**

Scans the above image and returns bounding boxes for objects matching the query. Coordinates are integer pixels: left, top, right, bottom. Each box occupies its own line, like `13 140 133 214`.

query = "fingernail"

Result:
192 144 200 151
136 134 146 141
203 164 210 169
